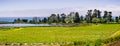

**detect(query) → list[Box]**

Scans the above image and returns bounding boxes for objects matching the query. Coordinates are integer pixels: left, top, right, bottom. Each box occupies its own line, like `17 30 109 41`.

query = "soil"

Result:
106 39 120 46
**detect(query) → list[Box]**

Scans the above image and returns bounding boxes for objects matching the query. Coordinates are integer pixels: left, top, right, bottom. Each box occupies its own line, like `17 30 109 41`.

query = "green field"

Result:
0 24 120 44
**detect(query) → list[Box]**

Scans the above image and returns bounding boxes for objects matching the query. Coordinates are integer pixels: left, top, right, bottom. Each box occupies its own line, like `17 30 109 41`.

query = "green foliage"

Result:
12 9 118 24
32 17 40 24
118 20 120 23
57 14 61 23
92 9 98 18
74 12 80 23
92 17 100 23
103 11 108 18
80 16 84 22
28 17 40 24
11 9 120 24
73 41 86 46
22 19 28 23
65 16 72 23
29 20 34 23
14 18 21 23
65 12 80 23
115 16 119 23
65 14 74 23
48 14 59 23
94 39 103 46
86 10 92 23
101 18 108 23
108 12 112 22
42 18 47 23
61 13 66 23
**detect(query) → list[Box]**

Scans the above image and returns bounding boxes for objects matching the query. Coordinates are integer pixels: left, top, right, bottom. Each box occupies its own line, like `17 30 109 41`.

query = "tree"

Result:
61 13 66 23
86 10 92 23
74 12 80 23
92 17 100 24
29 20 33 23
97 10 101 19
92 9 98 18
65 14 74 23
103 11 108 19
118 16 120 23
47 17 51 23
22 19 28 23
48 14 58 23
17 18 21 22
101 18 108 23
119 16 120 19
42 18 47 23
14 18 21 23
102 11 113 23
115 16 119 23
108 12 112 22
48 9 115 24
65 15 72 23
39 19 42 23
80 15 84 22
33 17 39 24
14 19 17 23
57 14 60 23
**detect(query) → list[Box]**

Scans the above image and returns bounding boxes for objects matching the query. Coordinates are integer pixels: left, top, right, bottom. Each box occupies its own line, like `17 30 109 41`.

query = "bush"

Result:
94 39 103 46
73 41 86 46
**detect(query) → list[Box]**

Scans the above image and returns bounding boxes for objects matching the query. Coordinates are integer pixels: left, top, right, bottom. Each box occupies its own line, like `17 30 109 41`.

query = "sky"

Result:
0 0 120 17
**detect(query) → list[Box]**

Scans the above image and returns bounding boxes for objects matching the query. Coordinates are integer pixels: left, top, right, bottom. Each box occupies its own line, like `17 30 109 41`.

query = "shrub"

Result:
73 41 86 46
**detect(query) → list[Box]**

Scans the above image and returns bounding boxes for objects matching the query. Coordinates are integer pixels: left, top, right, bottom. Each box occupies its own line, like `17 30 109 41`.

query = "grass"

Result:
103 30 120 44
0 24 120 45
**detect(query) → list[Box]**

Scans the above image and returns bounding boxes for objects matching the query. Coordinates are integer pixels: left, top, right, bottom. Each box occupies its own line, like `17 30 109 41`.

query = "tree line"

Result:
14 9 120 24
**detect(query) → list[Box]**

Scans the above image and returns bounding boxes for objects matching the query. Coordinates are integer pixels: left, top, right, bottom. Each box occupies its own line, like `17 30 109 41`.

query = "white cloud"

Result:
0 5 120 17
87 5 120 11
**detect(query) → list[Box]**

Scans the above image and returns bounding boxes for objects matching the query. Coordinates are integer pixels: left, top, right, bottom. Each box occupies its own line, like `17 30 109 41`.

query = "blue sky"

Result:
0 0 120 17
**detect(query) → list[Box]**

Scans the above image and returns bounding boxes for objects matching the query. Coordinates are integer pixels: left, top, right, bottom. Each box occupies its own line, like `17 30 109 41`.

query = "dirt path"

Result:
106 39 120 46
